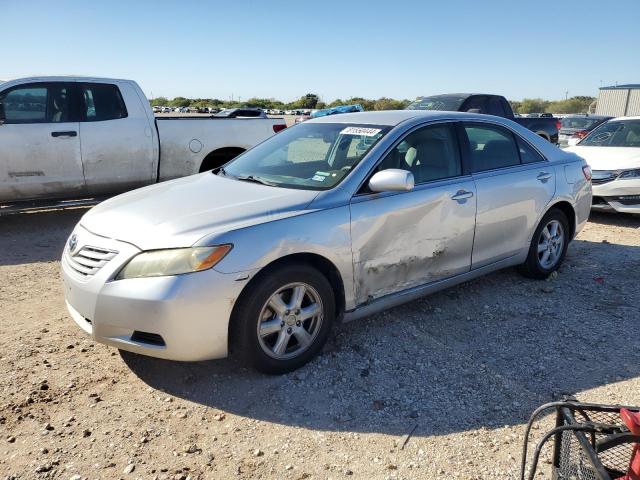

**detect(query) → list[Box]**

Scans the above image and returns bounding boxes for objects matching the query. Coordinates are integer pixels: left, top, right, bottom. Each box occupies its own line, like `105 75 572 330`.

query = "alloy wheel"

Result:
257 282 324 360
537 219 565 269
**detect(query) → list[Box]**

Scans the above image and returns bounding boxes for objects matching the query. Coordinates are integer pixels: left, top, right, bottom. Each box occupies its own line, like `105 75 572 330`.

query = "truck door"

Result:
78 82 156 195
0 82 83 203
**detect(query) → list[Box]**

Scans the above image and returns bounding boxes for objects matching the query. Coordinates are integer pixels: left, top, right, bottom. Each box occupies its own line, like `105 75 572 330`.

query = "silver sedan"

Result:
61 111 592 373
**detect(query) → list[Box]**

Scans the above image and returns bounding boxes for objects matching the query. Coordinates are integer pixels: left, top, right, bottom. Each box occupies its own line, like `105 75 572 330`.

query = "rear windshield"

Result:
561 117 603 130
223 123 391 190
406 95 467 111
579 120 640 147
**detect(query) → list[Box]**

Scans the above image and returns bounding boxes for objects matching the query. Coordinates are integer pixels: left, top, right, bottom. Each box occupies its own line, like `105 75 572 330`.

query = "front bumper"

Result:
61 226 251 361
592 178 640 213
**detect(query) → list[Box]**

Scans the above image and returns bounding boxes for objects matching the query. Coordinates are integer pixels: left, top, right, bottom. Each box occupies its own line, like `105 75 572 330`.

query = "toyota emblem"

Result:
68 234 78 252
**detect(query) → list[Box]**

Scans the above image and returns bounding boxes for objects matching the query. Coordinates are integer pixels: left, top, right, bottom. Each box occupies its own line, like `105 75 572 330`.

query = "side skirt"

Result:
341 254 523 323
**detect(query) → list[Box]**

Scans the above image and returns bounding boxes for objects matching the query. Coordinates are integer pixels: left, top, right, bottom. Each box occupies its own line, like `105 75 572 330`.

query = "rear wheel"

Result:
232 264 335 374
518 208 570 279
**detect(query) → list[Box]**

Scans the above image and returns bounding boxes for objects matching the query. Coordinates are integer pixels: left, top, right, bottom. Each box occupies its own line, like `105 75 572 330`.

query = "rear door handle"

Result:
451 190 474 201
537 171 552 182
51 131 77 138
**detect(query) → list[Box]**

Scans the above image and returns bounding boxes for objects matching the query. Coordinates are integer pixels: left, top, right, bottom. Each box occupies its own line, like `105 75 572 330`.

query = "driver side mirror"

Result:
0 103 5 125
368 169 414 193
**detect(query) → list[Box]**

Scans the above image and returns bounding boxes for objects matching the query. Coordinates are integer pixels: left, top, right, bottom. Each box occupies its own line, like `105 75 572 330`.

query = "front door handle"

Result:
537 172 552 182
451 190 474 201
51 131 77 138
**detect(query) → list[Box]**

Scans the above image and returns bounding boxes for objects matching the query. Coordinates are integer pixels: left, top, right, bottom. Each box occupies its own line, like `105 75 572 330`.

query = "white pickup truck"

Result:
0 76 286 208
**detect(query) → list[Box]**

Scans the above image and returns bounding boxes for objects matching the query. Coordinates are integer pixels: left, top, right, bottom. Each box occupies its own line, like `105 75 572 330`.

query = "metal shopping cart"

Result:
520 399 640 480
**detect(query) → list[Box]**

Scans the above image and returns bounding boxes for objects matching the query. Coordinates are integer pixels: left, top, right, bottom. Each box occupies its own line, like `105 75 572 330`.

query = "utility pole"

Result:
565 90 569 100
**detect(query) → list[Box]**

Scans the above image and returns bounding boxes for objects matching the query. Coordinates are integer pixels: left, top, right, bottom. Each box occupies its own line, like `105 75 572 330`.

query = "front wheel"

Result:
232 264 335 374
518 208 570 279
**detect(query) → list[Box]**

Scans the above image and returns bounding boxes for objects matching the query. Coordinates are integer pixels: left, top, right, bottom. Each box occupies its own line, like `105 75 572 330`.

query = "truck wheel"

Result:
518 208 570 279
232 264 335 374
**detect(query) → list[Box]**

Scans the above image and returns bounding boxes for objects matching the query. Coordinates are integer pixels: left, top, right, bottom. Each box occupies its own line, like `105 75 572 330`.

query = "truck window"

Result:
80 83 128 122
463 124 520 172
462 96 486 113
0 83 74 124
486 97 506 117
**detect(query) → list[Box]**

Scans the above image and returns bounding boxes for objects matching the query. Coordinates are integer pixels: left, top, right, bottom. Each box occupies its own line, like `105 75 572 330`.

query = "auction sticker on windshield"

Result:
340 127 382 137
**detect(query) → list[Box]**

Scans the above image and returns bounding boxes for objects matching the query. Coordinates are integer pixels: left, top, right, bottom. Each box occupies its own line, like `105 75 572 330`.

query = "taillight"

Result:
582 165 592 181
555 120 561 131
573 130 589 139
273 124 287 133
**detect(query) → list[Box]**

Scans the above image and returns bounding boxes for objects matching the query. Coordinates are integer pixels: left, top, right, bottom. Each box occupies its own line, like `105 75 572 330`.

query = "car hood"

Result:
80 173 319 250
564 146 640 171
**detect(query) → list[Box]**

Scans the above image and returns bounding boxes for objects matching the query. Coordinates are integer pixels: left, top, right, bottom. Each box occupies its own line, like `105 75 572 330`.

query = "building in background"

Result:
595 84 640 116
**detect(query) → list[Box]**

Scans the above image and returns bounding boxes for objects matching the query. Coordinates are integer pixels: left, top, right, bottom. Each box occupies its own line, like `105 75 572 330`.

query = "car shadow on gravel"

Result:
123 235 640 437
0 208 87 266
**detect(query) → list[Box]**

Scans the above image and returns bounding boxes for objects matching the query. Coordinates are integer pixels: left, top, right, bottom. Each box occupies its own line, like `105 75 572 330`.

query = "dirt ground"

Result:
1 209 639 480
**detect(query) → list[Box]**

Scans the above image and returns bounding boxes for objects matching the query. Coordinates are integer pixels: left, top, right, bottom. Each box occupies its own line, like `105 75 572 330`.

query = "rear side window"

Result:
462 96 486 113
486 97 507 117
517 137 545 164
0 83 74 124
464 124 520 172
80 83 127 121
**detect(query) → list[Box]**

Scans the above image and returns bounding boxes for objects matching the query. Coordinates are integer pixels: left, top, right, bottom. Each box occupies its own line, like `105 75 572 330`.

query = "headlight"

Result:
116 245 232 280
618 169 640 179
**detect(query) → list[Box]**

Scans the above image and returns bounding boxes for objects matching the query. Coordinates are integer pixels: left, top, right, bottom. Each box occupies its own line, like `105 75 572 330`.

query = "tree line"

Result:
150 93 596 114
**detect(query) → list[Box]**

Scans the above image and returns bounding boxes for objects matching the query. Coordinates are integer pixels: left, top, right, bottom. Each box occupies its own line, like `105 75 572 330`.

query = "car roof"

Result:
609 116 640 122
1 76 135 89
306 109 506 126
563 114 612 119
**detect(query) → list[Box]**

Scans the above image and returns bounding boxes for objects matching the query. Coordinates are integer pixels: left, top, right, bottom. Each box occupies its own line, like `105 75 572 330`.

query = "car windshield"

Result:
405 95 467 111
561 117 603 130
222 123 391 190
579 120 640 147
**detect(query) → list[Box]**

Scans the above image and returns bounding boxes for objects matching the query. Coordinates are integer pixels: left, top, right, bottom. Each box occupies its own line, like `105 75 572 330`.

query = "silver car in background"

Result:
61 111 592 374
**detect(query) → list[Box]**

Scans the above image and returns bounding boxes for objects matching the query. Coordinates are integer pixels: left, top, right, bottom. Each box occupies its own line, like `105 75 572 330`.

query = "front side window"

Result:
374 123 461 185
81 83 127 121
223 123 390 190
579 120 640 147
0 83 73 123
464 124 520 172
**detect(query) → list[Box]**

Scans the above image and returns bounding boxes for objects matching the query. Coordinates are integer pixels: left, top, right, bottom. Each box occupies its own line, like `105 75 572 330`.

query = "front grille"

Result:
65 245 118 277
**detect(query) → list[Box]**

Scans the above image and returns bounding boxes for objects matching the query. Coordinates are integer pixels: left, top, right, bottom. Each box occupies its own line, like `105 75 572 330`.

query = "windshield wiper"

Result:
214 166 229 176
235 175 277 187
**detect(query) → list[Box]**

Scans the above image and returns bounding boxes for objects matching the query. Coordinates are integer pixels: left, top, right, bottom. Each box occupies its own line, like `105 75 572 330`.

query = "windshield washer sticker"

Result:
311 175 326 182
340 126 381 137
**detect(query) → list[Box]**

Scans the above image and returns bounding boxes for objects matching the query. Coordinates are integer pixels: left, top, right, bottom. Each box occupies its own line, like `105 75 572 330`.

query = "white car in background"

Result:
566 116 640 213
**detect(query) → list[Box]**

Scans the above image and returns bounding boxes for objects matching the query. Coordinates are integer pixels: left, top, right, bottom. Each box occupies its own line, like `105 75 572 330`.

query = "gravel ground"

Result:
1 209 639 480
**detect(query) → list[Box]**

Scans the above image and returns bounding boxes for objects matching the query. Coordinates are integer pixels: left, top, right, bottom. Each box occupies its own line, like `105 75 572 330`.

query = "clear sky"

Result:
3 0 639 102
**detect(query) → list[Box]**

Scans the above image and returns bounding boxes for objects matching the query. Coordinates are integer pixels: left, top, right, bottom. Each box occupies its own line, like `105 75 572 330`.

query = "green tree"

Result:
517 98 549 114
169 97 191 108
546 96 595 114
374 97 409 110
149 96 168 106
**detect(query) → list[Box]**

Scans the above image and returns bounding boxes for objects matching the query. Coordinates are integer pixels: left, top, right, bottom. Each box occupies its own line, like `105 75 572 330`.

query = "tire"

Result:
518 208 570 279
232 264 335 374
